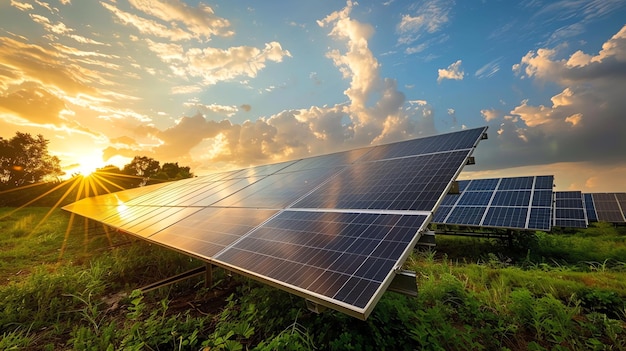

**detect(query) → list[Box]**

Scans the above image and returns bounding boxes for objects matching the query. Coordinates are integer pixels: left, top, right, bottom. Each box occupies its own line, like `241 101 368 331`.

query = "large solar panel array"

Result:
584 193 626 223
553 191 588 228
63 127 487 320
432 175 554 231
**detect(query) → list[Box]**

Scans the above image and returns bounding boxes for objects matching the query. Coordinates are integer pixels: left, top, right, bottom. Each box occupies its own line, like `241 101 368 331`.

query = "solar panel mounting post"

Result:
205 263 213 289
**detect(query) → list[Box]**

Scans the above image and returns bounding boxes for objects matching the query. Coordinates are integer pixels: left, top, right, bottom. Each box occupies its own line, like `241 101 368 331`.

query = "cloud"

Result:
532 0 625 22
128 0 234 41
182 101 239 117
10 1 34 11
396 0 453 43
480 109 502 122
29 12 107 45
104 1 438 170
437 59 464 83
145 39 292 85
0 83 66 124
479 25 626 170
101 1 196 41
513 25 626 84
475 58 501 79
396 0 453 54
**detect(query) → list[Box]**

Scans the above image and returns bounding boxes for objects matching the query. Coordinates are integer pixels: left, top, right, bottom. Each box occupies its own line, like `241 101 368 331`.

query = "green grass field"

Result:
1 207 625 350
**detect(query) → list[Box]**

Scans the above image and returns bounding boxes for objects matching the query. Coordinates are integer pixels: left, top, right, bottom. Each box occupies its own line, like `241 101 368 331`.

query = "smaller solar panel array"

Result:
553 191 587 228
435 184 626 230
432 175 554 231
584 193 626 223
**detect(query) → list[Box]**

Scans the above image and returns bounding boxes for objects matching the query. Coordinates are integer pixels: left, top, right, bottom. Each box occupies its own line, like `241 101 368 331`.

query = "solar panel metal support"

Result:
205 263 213 289
139 266 207 293
466 156 475 165
448 181 460 194
305 299 328 314
481 132 488 140
416 230 436 247
387 270 418 297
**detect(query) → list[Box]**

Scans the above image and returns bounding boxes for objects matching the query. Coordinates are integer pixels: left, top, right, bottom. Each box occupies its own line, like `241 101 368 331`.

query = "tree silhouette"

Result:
0 132 64 189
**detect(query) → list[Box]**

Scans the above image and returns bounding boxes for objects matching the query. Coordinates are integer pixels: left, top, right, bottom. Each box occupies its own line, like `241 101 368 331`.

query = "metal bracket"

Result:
305 299 328 314
387 270 418 297
416 230 436 247
139 265 210 293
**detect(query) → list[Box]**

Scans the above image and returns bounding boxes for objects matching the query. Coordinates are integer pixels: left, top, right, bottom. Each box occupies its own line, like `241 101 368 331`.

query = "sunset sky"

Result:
1 0 625 192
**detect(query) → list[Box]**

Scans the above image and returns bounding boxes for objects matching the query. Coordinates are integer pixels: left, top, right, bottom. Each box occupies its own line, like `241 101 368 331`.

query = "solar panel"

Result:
433 175 554 231
584 193 598 222
553 191 587 228
63 126 488 319
584 193 626 223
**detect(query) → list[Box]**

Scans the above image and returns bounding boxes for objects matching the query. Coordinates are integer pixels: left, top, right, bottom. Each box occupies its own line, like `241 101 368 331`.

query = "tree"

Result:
120 156 162 187
158 162 192 180
0 132 64 189
122 156 160 178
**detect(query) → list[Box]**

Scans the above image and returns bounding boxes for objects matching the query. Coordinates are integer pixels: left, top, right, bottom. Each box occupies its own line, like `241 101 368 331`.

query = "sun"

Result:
76 157 104 177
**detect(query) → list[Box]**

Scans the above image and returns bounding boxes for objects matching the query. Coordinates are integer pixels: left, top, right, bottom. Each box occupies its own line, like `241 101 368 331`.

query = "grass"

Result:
1 207 625 350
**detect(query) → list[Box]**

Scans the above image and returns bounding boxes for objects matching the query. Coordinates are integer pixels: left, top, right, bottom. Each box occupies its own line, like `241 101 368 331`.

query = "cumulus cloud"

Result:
437 59 464 83
481 25 626 170
480 109 501 122
104 1 438 170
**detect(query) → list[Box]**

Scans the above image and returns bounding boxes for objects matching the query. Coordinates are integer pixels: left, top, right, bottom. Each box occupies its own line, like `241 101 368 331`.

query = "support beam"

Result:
387 270 418 297
139 266 206 293
205 263 213 289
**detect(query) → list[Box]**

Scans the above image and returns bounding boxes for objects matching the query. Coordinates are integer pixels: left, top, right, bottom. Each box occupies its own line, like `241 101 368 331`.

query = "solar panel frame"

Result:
63 126 488 320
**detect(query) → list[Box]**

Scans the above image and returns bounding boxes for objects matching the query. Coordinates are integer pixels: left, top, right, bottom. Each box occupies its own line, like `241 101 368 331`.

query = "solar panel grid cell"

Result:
592 193 626 222
527 207 552 230
532 190 553 207
445 206 487 226
432 205 452 223
554 190 589 228
457 191 492 206
483 207 528 228
498 176 534 190
466 178 499 191
491 191 531 207
534 176 555 190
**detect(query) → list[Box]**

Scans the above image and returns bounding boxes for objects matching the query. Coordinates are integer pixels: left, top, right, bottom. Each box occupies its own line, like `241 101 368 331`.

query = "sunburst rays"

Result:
0 170 170 260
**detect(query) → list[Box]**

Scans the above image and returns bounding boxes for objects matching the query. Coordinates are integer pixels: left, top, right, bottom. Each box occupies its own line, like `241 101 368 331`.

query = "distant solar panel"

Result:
553 191 587 228
583 193 626 223
584 193 598 222
433 175 554 231
63 126 487 319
